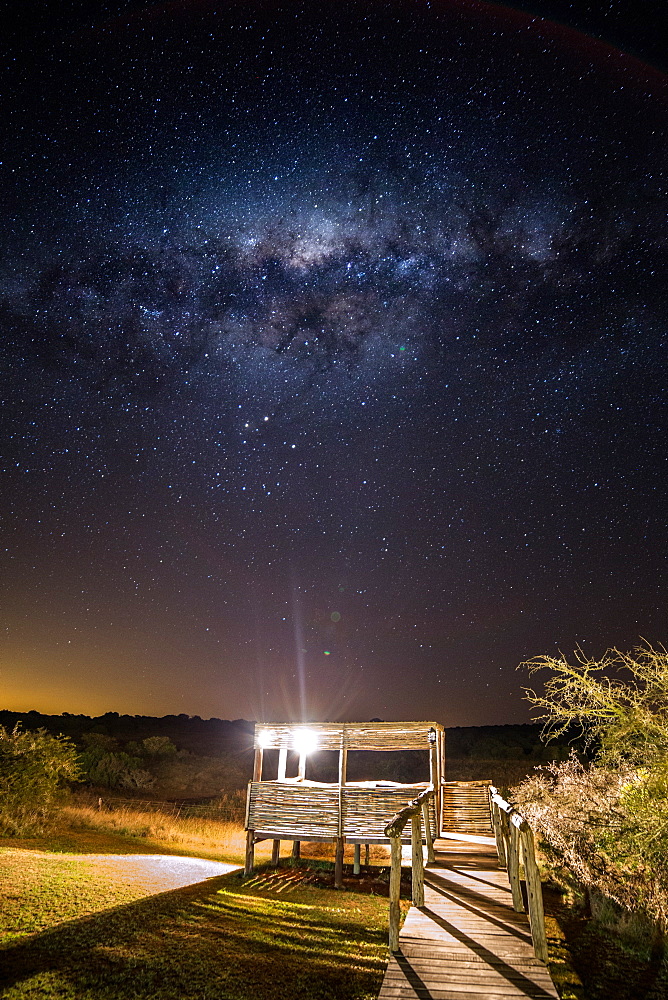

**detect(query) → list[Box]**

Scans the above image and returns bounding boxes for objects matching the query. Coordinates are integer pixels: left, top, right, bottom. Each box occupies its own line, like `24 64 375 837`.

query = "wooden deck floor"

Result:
378 834 559 1000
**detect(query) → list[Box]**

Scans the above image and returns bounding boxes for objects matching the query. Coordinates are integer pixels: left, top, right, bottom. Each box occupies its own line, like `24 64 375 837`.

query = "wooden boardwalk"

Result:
378 833 559 1000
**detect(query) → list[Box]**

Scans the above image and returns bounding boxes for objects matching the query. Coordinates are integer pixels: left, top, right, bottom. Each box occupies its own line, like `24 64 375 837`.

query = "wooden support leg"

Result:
508 819 525 912
353 843 361 875
271 839 280 866
334 837 344 888
411 811 425 906
389 836 402 952
521 827 548 963
491 801 507 867
244 830 255 875
364 843 370 866
291 840 301 861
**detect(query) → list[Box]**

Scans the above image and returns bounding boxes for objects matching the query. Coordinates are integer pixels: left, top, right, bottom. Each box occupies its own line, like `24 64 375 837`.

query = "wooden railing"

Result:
383 785 436 952
489 786 548 962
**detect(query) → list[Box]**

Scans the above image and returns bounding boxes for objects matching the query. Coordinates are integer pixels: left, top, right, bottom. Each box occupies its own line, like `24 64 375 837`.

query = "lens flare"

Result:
292 728 318 755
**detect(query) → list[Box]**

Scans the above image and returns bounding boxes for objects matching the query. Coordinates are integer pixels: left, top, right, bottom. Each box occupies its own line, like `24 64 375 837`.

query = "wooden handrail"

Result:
384 785 436 838
490 788 515 814
384 785 436 951
488 785 548 963
384 782 548 963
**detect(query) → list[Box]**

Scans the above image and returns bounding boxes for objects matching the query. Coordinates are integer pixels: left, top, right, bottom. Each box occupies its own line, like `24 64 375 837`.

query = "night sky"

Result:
1 0 666 725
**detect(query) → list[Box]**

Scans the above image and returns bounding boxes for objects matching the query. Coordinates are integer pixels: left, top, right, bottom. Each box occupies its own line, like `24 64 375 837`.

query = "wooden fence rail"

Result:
383 785 436 952
489 785 548 962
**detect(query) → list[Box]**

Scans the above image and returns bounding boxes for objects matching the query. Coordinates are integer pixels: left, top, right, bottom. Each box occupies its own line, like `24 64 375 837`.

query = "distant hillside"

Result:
0 709 254 756
0 709 575 760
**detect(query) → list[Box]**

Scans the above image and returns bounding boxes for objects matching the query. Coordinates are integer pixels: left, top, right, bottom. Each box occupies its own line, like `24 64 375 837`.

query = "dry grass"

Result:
62 801 248 863
60 795 389 867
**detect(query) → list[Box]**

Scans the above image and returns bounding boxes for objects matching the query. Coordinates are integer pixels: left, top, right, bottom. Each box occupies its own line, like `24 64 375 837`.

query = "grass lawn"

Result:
0 835 401 1000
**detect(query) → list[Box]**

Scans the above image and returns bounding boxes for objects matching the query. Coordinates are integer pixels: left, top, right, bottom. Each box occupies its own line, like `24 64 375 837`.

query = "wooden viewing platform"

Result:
378 833 559 1000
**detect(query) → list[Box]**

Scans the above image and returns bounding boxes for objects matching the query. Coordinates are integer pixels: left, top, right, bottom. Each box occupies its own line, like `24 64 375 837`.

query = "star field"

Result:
0 1 666 723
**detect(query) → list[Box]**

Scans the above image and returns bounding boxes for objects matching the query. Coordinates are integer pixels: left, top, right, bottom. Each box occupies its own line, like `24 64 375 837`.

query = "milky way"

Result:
1 1 666 723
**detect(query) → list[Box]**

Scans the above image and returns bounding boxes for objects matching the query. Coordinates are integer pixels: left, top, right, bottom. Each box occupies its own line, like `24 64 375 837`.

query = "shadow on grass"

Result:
0 871 388 1000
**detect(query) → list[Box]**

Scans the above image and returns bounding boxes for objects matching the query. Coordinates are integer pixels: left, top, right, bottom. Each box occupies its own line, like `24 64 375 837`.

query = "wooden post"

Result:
389 835 402 952
271 839 280 866
422 799 435 864
252 746 263 782
439 729 446 835
335 728 347 889
411 810 425 906
338 734 348 829
334 837 345 888
429 737 439 834
244 830 255 875
298 752 306 780
490 798 507 868
243 778 254 861
277 746 287 781
521 825 548 963
500 807 512 873
353 843 361 874
364 843 370 866
508 815 525 912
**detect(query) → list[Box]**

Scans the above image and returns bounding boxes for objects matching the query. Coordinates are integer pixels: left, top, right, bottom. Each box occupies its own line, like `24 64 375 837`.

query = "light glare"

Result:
292 728 318 755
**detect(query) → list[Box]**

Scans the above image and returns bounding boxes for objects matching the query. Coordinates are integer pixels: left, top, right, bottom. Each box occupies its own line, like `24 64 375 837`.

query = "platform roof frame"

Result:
253 720 444 752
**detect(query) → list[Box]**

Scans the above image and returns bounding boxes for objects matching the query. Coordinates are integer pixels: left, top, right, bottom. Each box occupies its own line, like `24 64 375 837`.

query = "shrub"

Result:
0 724 81 835
141 735 177 757
514 642 668 927
78 732 156 790
520 641 668 767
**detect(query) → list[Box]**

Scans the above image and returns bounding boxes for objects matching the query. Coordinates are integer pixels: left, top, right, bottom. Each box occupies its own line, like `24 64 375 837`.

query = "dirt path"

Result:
68 853 240 892
2 848 238 895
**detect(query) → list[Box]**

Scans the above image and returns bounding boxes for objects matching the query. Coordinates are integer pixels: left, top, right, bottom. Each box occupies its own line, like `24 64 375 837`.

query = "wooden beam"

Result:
271 839 280 866
243 780 252 831
338 739 348 812
434 730 444 835
252 747 263 782
336 725 348 884
292 840 301 861
277 746 287 781
364 843 370 866
429 737 439 835
298 751 306 780
353 843 361 875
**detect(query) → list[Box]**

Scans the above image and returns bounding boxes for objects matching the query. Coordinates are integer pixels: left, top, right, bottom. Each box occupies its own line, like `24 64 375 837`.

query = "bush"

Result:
141 735 177 757
78 733 155 790
0 724 81 835
514 642 668 927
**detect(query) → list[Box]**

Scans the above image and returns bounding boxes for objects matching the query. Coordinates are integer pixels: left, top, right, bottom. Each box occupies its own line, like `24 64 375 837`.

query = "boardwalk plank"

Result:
378 836 559 1000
